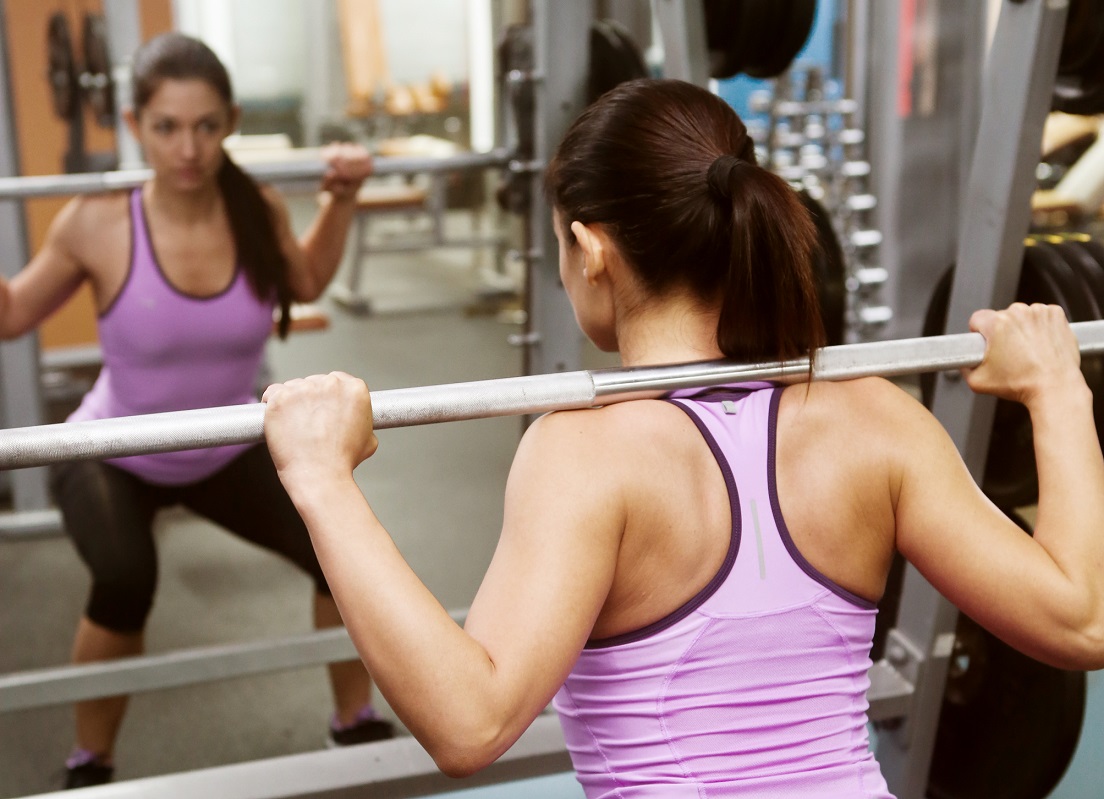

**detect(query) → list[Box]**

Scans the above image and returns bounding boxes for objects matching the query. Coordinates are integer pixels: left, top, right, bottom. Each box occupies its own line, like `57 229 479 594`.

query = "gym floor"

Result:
1 197 1102 798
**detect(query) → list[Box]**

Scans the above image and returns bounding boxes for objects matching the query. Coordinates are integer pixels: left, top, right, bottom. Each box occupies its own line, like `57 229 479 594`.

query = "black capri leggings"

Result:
49 444 330 633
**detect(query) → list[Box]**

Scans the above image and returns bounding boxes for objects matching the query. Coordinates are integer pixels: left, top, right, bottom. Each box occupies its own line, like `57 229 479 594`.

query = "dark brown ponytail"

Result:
216 157 293 338
545 78 825 363
705 154 822 361
131 32 293 338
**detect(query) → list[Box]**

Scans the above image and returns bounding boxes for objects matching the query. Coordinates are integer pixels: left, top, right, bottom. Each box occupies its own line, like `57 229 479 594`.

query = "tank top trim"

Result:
767 387 878 610
97 193 137 320
138 188 243 302
582 393 745 650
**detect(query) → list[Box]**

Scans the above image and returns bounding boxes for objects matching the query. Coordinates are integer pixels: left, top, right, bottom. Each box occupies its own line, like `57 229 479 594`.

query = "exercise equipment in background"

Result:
1051 0 1104 116
45 11 117 174
496 17 649 216
703 0 817 80
920 236 1104 509
872 233 1104 798
750 66 884 343
928 593 1087 799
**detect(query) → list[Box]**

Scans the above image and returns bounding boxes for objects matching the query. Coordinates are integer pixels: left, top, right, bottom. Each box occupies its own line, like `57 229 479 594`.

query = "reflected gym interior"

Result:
2 0 1104 797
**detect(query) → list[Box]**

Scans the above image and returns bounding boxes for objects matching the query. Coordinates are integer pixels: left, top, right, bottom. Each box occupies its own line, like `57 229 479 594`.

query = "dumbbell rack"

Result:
747 67 890 343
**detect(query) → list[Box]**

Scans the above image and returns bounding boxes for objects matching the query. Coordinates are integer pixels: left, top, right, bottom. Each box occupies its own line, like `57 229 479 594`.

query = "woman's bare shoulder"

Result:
59 191 129 233
779 377 943 464
47 191 129 251
782 376 930 424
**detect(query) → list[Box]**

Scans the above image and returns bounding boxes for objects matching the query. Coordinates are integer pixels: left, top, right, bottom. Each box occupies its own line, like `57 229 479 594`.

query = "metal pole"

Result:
102 0 143 170
0 148 514 200
522 0 593 381
652 0 710 87
875 2 1070 797
10 715 572 799
0 4 51 513
0 620 912 716
3 322 1104 470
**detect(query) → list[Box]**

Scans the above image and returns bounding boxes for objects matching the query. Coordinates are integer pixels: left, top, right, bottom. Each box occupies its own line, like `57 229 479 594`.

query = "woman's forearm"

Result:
283 471 522 774
297 194 360 296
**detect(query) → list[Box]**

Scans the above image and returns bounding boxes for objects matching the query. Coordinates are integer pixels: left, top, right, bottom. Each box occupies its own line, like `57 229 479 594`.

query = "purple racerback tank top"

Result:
553 384 893 798
68 188 275 485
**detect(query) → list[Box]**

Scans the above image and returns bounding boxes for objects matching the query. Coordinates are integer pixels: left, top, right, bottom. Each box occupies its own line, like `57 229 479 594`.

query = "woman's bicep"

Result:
464 412 622 723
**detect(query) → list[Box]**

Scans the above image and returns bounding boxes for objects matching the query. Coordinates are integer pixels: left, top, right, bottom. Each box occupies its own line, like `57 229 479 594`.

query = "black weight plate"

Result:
1058 0 1104 77
588 19 648 105
603 19 650 86
730 0 776 82
1053 43 1104 115
704 0 745 79
928 612 1086 799
1048 239 1104 318
745 0 817 79
1030 240 1104 445
797 190 846 346
47 12 79 121
82 13 115 128
1071 236 1104 278
704 0 740 50
1053 73 1104 115
1027 240 1095 324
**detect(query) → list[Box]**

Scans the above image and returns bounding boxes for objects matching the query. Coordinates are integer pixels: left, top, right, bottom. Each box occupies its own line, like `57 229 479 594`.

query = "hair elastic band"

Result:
707 154 747 201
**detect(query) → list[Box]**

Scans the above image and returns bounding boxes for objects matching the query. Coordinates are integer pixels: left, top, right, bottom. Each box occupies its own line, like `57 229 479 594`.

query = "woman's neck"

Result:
144 180 222 224
616 292 724 367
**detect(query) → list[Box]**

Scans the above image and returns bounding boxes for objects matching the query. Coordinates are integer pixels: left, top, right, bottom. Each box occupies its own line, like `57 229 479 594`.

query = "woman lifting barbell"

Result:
0 32 391 789
264 78 1104 796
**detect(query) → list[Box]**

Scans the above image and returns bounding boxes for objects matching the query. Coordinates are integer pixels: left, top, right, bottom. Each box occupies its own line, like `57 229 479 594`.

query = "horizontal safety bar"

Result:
8 673 913 798
0 607 913 716
0 148 514 200
3 322 1104 471
0 628 357 713
18 713 573 799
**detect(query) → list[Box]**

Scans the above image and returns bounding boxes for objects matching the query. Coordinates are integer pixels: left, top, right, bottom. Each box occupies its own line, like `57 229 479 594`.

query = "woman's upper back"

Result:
589 376 906 641
554 381 897 796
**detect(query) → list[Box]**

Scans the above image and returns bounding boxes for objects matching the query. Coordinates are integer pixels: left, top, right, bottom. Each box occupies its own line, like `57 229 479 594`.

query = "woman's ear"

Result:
570 221 607 285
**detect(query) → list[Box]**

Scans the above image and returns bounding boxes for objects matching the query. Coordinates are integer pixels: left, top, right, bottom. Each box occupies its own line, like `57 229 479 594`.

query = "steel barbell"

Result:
0 148 516 200
3 322 1104 471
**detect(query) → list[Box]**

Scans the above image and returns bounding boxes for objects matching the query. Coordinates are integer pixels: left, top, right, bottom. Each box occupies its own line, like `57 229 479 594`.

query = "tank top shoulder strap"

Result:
124 186 167 294
128 187 154 268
